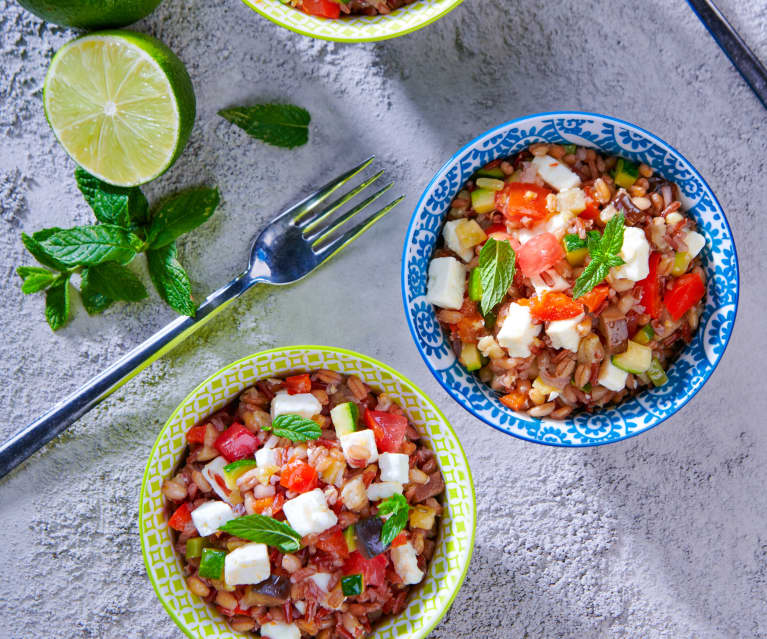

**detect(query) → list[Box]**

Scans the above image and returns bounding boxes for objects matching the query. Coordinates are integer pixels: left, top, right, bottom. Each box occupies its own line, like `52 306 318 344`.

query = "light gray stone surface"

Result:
0 0 765 637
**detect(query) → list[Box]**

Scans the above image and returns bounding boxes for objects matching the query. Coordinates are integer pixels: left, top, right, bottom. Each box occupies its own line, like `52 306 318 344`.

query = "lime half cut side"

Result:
43 31 196 187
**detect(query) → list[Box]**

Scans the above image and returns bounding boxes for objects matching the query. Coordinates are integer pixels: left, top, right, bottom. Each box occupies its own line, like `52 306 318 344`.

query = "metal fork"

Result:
0 157 402 479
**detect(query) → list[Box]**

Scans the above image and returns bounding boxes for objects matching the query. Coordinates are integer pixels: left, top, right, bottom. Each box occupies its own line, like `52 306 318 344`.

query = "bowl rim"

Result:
400 110 740 447
138 344 477 639
238 0 464 43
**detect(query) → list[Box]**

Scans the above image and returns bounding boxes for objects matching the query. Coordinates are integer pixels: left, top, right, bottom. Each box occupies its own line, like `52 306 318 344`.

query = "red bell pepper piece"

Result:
528 291 583 321
186 424 207 444
495 182 552 227
499 390 526 411
664 272 705 321
285 374 312 395
390 532 408 547
637 252 663 319
576 284 610 314
343 551 388 588
301 0 340 18
579 185 602 221
214 423 258 462
280 461 318 493
168 502 192 531
364 411 408 453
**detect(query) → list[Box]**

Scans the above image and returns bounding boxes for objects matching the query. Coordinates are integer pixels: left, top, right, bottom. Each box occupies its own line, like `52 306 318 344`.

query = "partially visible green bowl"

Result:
240 0 463 42
139 345 476 639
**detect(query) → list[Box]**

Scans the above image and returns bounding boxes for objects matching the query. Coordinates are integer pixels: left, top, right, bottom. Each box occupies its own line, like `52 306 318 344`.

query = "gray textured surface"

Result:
0 0 765 637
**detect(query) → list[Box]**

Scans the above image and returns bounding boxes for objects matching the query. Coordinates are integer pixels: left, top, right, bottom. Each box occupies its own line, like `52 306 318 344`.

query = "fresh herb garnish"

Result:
17 169 220 330
219 514 302 552
223 459 258 473
265 414 322 442
218 103 310 149
377 493 411 547
572 213 626 299
477 237 516 316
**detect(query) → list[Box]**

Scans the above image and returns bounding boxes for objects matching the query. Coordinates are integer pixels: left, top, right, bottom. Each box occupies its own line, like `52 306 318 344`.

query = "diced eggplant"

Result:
598 305 628 355
241 575 291 607
409 472 445 503
355 516 388 559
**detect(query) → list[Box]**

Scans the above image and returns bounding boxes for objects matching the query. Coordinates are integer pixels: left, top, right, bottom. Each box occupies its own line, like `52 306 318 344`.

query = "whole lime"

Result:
18 0 164 29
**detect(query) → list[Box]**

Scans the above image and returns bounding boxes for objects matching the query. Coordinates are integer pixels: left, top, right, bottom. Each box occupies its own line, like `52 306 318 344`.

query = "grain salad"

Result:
426 143 707 419
164 370 444 639
279 0 416 18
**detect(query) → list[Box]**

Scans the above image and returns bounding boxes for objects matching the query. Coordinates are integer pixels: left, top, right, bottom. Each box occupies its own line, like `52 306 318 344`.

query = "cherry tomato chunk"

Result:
285 374 312 395
495 182 552 225
301 0 340 18
343 551 388 587
517 232 565 278
529 291 583 321
214 423 258 462
664 272 705 320
364 411 408 453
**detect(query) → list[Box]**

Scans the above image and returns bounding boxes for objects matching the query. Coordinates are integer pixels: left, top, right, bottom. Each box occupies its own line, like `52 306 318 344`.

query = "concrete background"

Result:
1 0 766 637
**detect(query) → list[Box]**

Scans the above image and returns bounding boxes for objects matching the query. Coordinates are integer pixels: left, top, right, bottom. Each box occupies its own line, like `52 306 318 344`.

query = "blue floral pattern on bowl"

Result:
401 112 739 446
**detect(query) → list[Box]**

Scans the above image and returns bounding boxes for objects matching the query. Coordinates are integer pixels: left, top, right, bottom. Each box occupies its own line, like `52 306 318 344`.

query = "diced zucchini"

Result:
476 166 505 179
611 340 652 374
468 268 483 302
343 525 357 552
198 548 226 580
563 143 577 155
633 324 655 346
582 382 592 393
672 251 692 276
475 177 505 191
613 158 639 188
410 505 437 530
455 219 487 248
341 574 364 597
484 311 497 330
566 247 588 267
223 459 258 489
533 376 561 396
563 233 588 266
185 537 209 560
460 343 483 372
647 358 668 387
471 188 496 214
331 402 359 437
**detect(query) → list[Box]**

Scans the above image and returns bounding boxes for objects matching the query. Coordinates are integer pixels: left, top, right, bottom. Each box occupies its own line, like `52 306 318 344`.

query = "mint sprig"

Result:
265 414 322 442
378 493 411 547
478 237 516 316
219 514 302 552
572 213 626 299
219 103 310 149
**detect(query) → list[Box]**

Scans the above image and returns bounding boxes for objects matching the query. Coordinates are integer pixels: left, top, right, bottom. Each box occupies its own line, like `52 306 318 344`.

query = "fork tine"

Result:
286 156 375 226
314 196 404 261
306 182 394 243
299 169 385 232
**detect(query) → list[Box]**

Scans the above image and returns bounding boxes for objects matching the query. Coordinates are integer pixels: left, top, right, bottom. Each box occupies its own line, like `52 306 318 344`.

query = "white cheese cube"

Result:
202 456 232 502
532 155 581 191
529 270 570 298
379 452 410 484
611 226 650 282
293 601 306 615
556 187 586 213
190 500 235 537
545 211 574 238
255 447 279 468
260 622 301 639
271 392 322 420
282 488 338 537
426 257 466 310
598 359 629 392
496 302 541 358
546 313 584 352
224 542 270 586
309 572 333 592
477 335 505 359
339 429 379 467
442 220 474 262
683 230 706 258
391 542 424 585
366 481 404 502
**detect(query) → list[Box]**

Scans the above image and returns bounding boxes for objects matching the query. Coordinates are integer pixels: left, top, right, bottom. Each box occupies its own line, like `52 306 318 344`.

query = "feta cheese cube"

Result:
339 429 379 467
442 220 474 262
496 302 541 358
260 622 301 639
282 488 338 537
515 222 546 245
391 542 424 585
190 500 235 536
683 230 706 258
477 335 505 359
366 481 404 502
556 187 586 213
202 456 232 502
293 601 306 615
532 155 581 191
426 257 466 310
309 572 332 592
546 313 584 352
379 452 410 484
271 392 322 420
611 226 650 282
255 447 279 468
224 542 270 586
545 210 574 238
598 359 629 392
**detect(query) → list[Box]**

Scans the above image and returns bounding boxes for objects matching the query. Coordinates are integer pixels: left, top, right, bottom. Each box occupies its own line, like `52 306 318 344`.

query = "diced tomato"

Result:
529 291 584 321
300 0 340 18
186 425 207 444
280 461 318 493
285 374 312 395
343 551 388 588
364 411 408 453
391 532 408 547
316 529 350 559
499 390 527 411
576 284 610 314
495 183 553 227
168 503 192 531
214 423 258 462
579 185 602 221
517 232 565 278
664 272 705 321
637 252 663 319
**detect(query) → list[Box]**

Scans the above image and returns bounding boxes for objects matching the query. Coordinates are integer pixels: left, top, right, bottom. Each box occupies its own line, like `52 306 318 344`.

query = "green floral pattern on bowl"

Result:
139 345 476 639
240 0 463 42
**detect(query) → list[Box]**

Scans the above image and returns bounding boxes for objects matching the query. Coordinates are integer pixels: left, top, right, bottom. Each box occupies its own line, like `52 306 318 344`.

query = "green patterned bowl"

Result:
139 345 476 639
240 0 463 42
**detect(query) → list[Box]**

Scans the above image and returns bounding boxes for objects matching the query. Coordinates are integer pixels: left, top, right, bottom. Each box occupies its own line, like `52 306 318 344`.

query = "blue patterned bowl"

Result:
401 112 739 446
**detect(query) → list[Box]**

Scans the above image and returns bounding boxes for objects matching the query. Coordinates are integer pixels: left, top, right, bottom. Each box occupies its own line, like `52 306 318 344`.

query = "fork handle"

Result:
0 272 256 480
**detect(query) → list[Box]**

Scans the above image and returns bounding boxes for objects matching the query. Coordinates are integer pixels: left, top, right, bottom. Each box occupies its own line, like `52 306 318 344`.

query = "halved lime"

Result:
18 0 163 30
43 31 196 187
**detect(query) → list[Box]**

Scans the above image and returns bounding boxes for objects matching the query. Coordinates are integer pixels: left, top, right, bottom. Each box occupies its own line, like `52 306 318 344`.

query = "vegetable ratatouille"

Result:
279 0 416 18
426 143 708 419
164 370 445 639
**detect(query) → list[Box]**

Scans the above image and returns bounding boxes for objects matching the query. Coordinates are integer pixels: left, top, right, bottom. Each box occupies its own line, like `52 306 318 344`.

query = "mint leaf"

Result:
377 493 411 547
601 212 626 256
21 228 70 271
146 243 196 316
572 260 610 299
45 276 70 331
38 225 143 266
219 514 301 552
218 104 310 149
75 167 149 228
265 414 322 442
80 268 113 315
147 187 220 249
586 230 602 257
478 237 516 316
83 262 148 302
17 266 56 294
572 214 626 299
